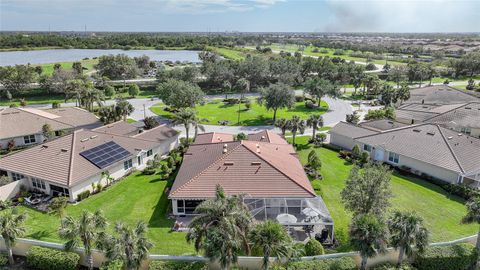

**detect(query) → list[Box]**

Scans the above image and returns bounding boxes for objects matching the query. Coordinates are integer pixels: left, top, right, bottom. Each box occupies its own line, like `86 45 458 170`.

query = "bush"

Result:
148 260 208 270
413 243 478 270
26 246 79 270
0 252 7 267
244 99 252 110
371 262 416 270
52 102 61 109
100 260 124 270
287 257 357 270
295 95 305 102
223 98 240 105
442 183 480 200
76 190 91 201
305 239 325 256
305 100 317 109
143 166 156 175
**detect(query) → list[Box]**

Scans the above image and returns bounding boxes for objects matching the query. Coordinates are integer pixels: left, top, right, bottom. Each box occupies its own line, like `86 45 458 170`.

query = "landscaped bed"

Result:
293 136 477 250
150 99 329 126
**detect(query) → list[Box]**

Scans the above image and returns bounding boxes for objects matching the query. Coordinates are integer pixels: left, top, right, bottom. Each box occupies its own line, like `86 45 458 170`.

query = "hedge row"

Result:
26 246 79 270
149 260 208 270
285 257 357 270
0 253 7 267
413 243 478 270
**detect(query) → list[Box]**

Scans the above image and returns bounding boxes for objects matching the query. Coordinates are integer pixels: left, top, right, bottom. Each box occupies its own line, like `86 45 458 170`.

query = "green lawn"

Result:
293 136 477 247
34 58 98 76
14 172 196 255
150 99 329 126
208 46 248 61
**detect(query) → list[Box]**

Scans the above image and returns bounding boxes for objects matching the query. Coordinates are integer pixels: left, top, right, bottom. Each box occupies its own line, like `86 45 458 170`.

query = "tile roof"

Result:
247 130 288 144
169 131 315 199
425 102 480 129
356 124 480 174
92 121 141 136
404 85 479 105
0 126 178 187
359 119 409 131
193 132 235 145
0 107 101 140
329 121 379 138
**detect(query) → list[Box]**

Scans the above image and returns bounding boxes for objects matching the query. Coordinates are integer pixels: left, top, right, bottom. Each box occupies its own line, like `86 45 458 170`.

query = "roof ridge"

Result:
437 125 466 174
354 122 428 139
169 142 243 197
91 120 126 131
241 142 316 197
66 131 77 187
424 102 478 122
88 129 164 144
131 124 175 137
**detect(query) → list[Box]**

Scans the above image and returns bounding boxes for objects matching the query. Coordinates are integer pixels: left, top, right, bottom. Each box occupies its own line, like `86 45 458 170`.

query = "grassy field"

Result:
150 99 329 126
13 171 196 255
293 136 477 248
34 58 98 76
208 46 248 60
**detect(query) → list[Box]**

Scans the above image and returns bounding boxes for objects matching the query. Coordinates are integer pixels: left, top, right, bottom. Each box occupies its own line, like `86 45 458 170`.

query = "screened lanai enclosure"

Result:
244 197 334 244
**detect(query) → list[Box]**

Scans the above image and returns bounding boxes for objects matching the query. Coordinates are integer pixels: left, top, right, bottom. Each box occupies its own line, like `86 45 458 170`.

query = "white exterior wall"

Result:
0 133 44 150
0 178 28 200
361 142 460 184
329 132 357 150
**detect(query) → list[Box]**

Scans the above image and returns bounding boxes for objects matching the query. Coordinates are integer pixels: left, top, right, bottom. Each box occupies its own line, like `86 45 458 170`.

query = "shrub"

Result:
365 63 377 70
224 98 240 105
148 260 208 270
76 190 91 201
26 246 80 270
52 102 61 109
413 243 478 270
244 99 252 110
371 262 415 270
304 239 325 256
295 95 305 102
143 166 156 175
0 252 7 267
442 183 480 200
100 260 124 270
287 257 357 270
305 100 317 109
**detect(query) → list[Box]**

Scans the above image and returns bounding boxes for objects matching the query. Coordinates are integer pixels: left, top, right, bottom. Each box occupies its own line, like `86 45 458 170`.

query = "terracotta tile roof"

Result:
93 121 141 136
132 124 179 143
0 107 101 140
169 131 315 200
247 130 288 144
193 132 234 144
0 127 174 187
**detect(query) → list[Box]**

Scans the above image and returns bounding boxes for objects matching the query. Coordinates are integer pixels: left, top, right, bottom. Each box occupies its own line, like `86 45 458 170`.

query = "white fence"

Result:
0 179 27 201
0 234 477 270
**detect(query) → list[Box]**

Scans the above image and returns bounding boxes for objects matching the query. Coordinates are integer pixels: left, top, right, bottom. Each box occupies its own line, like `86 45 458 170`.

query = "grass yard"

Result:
208 46 248 61
13 172 196 255
34 58 98 76
293 136 477 247
150 99 329 126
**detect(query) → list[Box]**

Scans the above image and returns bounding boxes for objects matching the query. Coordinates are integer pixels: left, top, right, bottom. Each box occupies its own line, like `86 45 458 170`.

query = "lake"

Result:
0 49 201 66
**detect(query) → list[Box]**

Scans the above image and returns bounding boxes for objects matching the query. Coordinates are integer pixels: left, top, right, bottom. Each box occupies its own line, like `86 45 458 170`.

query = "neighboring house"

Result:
329 122 480 188
396 103 465 124
169 130 334 239
424 102 480 138
402 85 479 105
0 107 102 149
0 121 179 202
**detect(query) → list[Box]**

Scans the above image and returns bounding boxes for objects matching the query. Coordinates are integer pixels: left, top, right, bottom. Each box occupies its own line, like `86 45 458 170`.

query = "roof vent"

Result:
41 145 48 149
61 148 68 152
223 148 227 154
223 144 228 148
261 135 266 140
465 107 471 110
426 131 435 136
224 161 234 166
80 138 89 142
447 136 453 140
251 162 261 165
413 128 421 132
90 135 98 139
458 133 463 136
256 143 260 148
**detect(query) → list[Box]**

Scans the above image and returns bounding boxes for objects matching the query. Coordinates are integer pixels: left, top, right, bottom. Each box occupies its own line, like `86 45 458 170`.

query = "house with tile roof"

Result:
169 130 333 239
329 122 480 187
0 121 179 201
0 107 102 149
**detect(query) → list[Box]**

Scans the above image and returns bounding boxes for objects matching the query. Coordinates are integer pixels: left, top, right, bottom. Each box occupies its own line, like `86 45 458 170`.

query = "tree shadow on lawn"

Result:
239 115 270 126
27 230 52 239
392 172 466 204
148 185 174 230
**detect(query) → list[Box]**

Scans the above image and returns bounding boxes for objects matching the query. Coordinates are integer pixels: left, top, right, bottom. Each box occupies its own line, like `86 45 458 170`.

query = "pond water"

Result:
0 49 201 66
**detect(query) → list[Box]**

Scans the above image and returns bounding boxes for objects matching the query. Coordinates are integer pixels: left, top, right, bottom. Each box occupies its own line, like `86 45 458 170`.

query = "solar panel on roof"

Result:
80 141 131 169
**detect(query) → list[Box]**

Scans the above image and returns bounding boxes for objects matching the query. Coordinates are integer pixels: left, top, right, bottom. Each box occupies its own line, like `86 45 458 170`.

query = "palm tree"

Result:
306 115 323 141
388 211 429 267
187 185 252 270
274 118 289 136
235 78 250 125
249 220 293 270
0 210 27 266
287 116 306 147
100 221 153 270
171 108 196 143
115 99 135 121
222 81 232 99
59 210 107 270
80 87 105 112
462 197 480 258
192 114 207 140
349 214 388 270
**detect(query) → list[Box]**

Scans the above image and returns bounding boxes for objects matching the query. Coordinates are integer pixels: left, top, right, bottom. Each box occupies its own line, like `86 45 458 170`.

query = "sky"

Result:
1 0 479 33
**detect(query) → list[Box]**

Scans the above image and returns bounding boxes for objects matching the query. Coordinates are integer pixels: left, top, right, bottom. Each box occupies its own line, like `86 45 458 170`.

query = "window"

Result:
32 178 46 190
11 173 25 181
137 156 143 165
50 184 69 196
24 135 36 144
363 144 372 152
388 152 400 164
124 159 133 170
147 149 153 157
460 127 472 135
